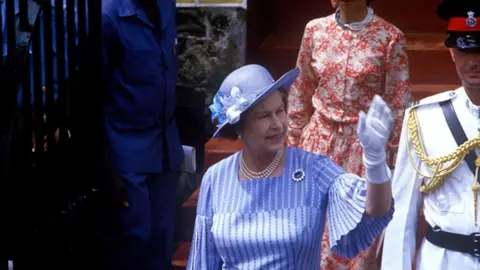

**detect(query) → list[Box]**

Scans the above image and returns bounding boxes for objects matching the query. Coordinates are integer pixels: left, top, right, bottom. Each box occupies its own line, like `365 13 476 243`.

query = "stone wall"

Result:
176 7 247 107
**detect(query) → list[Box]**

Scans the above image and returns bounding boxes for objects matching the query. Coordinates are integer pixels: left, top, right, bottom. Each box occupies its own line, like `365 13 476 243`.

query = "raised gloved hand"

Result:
357 95 393 184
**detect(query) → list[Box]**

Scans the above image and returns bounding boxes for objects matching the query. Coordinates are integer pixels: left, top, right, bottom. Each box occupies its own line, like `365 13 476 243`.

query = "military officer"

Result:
101 0 183 269
381 0 480 269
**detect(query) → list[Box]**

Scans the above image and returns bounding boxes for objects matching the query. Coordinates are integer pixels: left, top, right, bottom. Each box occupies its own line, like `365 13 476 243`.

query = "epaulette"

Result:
408 90 458 109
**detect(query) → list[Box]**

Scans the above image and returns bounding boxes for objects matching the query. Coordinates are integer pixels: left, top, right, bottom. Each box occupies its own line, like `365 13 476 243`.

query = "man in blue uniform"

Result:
101 0 183 269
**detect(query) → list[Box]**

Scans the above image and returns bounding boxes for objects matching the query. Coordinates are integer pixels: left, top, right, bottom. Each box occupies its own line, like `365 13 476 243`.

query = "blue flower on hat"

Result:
209 94 226 126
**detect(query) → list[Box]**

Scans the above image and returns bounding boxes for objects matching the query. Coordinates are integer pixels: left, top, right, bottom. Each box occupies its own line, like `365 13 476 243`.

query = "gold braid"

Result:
406 107 480 193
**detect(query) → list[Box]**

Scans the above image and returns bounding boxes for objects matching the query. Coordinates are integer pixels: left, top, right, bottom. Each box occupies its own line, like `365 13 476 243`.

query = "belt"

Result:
426 223 480 257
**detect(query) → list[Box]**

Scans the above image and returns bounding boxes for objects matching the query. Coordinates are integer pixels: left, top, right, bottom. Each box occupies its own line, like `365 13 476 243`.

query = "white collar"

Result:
335 7 374 31
460 88 480 118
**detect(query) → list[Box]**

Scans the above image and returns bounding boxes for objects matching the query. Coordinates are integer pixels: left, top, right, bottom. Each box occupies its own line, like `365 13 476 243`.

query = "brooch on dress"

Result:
292 169 305 182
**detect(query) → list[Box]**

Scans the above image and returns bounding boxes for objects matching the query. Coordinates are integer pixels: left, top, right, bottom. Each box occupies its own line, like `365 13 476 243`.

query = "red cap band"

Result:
448 17 480 32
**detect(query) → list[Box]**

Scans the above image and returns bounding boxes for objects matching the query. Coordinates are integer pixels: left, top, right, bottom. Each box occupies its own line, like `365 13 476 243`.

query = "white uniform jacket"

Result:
382 87 480 270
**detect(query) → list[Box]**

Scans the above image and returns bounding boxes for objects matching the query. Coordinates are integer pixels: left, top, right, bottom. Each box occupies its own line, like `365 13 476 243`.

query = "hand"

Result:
357 95 394 168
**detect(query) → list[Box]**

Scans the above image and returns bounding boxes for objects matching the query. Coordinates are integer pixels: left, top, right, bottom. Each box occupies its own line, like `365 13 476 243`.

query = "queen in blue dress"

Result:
187 64 395 269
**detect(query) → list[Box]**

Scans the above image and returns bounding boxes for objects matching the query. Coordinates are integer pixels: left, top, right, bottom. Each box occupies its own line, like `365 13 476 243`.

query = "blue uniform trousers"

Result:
105 171 178 270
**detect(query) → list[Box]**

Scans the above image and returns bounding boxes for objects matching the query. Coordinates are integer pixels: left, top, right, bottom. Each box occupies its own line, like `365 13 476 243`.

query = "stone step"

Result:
205 138 243 155
180 188 199 242
410 84 460 100
254 32 459 86
202 138 243 174
258 32 449 52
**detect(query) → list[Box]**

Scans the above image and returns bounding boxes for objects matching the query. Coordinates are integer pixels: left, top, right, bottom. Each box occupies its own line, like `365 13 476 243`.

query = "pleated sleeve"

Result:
314 156 394 258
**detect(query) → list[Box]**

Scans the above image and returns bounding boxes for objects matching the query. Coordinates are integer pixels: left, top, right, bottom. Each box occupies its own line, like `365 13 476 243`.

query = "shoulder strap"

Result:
439 99 477 176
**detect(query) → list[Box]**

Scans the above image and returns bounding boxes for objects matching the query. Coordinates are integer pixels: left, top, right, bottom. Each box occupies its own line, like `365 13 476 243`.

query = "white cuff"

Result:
362 146 386 168
365 163 391 184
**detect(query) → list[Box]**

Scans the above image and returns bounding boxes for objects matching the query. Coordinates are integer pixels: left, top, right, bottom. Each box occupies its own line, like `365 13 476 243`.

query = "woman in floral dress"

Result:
287 0 411 269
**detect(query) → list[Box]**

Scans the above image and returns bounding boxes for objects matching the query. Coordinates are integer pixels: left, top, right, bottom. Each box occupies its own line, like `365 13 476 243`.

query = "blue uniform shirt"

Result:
102 0 184 173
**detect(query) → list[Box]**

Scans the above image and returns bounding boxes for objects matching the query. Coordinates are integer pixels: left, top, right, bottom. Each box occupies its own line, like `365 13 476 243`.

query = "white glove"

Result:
357 95 393 184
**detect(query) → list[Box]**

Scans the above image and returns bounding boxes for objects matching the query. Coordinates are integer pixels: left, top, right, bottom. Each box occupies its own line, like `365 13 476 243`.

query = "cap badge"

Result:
466 11 477 28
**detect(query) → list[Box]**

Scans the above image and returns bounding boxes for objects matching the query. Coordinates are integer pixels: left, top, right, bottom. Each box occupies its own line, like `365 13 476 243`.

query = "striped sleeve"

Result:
187 168 222 270
314 157 394 258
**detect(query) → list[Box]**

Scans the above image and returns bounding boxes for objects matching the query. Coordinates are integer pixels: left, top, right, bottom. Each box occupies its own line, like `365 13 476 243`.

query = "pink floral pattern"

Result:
287 14 411 270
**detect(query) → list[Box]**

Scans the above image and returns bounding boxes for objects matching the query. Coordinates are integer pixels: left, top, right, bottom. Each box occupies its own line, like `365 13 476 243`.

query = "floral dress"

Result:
287 13 410 270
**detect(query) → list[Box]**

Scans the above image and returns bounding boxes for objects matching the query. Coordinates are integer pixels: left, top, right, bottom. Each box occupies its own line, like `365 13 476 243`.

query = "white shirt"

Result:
382 87 480 270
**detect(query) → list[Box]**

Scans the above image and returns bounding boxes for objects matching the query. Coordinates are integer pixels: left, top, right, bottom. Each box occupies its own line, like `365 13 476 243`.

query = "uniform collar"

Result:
460 87 480 118
117 0 171 31
466 97 480 118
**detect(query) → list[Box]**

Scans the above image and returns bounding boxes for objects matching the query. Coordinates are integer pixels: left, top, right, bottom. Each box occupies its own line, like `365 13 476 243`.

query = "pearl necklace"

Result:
335 7 374 31
240 147 284 179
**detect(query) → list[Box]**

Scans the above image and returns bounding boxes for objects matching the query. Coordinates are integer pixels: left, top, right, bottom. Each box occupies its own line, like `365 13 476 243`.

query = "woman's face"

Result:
238 90 287 154
331 0 368 8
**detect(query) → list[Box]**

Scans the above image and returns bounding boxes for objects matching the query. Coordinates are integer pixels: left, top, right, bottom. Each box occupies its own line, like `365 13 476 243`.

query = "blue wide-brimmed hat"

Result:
209 64 300 138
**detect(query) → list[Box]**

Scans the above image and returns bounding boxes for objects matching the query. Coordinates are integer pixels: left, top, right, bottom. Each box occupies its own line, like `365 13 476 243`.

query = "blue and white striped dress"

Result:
187 146 393 269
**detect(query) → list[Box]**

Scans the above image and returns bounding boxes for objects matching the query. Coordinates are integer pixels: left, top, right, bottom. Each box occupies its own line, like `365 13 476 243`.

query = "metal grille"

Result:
0 0 102 268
